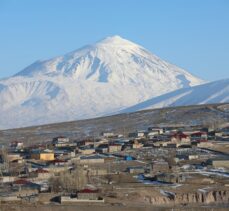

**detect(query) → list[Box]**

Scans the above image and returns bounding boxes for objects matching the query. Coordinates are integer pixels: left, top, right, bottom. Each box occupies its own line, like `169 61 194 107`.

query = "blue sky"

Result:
0 0 228 81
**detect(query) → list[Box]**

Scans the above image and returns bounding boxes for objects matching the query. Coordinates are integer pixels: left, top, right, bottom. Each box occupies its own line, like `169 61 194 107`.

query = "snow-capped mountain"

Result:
122 79 229 113
0 35 204 129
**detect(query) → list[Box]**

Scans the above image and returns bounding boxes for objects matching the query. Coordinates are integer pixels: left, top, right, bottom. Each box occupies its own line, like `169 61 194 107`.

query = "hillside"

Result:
0 103 228 145
122 79 229 113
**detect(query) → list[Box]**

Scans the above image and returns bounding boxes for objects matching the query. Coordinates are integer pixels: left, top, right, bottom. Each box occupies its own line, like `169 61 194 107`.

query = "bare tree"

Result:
49 165 87 193
49 176 62 193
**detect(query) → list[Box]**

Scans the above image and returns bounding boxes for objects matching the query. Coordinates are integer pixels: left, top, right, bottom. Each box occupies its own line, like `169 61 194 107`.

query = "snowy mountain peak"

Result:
98 35 127 43
0 36 207 129
14 35 204 87
96 35 139 47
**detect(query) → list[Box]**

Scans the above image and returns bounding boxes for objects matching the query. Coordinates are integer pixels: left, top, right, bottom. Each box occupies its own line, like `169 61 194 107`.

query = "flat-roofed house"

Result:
52 136 70 147
79 155 105 164
212 160 229 168
108 144 122 153
31 149 54 161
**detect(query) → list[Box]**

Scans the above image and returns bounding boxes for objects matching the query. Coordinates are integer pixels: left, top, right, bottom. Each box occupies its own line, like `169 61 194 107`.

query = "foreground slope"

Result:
122 79 229 113
0 36 203 129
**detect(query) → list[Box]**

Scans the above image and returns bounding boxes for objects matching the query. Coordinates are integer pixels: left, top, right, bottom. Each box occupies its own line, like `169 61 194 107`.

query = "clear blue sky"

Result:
0 0 228 81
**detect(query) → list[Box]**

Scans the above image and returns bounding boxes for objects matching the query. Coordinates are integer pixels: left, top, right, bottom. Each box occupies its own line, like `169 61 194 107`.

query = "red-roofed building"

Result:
78 188 99 200
170 132 191 147
191 132 208 140
35 168 49 173
79 188 98 193
13 179 30 185
31 168 52 179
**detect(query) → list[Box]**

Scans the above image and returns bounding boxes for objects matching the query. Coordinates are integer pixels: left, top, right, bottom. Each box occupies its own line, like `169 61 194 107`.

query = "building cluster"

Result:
0 125 229 205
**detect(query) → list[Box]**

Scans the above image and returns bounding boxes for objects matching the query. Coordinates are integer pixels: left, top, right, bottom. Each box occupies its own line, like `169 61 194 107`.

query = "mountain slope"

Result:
122 79 229 113
14 36 202 88
0 35 204 129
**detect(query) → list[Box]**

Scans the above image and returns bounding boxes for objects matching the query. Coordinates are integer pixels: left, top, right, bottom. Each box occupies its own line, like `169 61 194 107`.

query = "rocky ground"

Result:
0 203 229 211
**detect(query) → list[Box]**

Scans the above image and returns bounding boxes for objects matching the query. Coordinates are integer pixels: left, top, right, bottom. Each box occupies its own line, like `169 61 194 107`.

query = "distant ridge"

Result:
122 79 229 113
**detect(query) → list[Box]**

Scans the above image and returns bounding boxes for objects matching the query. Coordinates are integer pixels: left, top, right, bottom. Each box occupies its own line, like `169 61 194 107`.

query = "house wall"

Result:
79 158 105 164
78 193 98 200
88 169 108 176
189 155 199 160
31 153 40 160
80 149 95 155
7 154 22 162
31 153 54 161
132 143 143 149
212 160 229 168
129 168 144 174
37 172 52 179
0 176 16 183
108 145 122 152
40 153 54 161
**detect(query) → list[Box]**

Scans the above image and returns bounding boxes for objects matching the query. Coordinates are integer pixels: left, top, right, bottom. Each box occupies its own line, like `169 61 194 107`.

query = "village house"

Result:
126 166 145 174
208 158 229 169
0 176 16 183
96 144 109 153
49 159 68 166
163 127 180 134
87 167 108 176
10 141 24 150
52 136 70 147
129 130 147 138
31 149 54 161
166 143 177 148
156 173 185 183
190 132 208 141
7 153 24 163
148 127 164 135
30 168 52 179
60 189 103 204
108 144 122 153
77 188 99 200
132 140 144 149
171 132 191 147
12 179 40 192
54 148 75 158
101 132 115 138
79 146 96 155
197 142 214 148
221 126 229 137
77 139 95 147
79 155 105 165
188 155 199 160
93 139 109 147
215 132 223 138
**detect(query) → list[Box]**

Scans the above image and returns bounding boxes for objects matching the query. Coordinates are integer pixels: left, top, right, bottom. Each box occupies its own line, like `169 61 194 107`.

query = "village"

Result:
0 124 229 208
